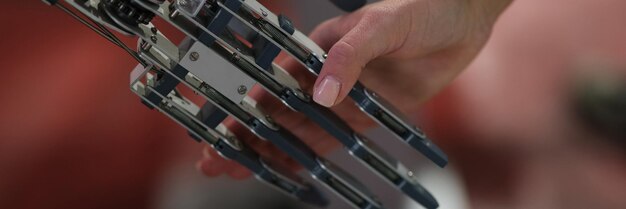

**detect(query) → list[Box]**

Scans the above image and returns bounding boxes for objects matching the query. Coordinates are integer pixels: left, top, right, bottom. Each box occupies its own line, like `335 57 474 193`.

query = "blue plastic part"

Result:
198 102 228 129
150 96 329 207
145 65 189 106
253 38 281 72
186 102 227 142
278 15 295 35
348 82 449 167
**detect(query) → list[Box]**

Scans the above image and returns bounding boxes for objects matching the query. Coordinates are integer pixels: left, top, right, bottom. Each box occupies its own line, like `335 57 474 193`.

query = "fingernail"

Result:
314 76 341 107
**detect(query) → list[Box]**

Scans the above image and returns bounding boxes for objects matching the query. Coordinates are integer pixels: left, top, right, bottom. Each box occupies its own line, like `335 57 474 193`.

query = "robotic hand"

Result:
42 1 448 208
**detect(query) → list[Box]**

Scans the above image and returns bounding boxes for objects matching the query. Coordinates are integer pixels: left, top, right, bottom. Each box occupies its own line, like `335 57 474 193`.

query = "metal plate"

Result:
179 42 256 104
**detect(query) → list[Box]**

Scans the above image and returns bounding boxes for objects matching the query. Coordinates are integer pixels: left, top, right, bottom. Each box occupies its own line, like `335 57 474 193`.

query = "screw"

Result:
260 9 268 17
237 85 247 95
150 35 158 43
151 27 158 34
323 54 328 59
189 52 199 61
407 171 414 177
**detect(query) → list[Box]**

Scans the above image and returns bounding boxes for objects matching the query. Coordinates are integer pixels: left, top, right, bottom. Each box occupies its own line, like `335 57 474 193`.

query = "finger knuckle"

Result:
330 40 357 67
362 6 393 25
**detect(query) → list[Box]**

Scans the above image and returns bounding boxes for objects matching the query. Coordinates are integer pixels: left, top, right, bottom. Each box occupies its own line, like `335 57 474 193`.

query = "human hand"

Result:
197 0 512 179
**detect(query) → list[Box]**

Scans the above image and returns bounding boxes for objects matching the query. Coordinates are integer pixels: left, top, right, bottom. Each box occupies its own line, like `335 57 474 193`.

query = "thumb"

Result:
309 10 394 107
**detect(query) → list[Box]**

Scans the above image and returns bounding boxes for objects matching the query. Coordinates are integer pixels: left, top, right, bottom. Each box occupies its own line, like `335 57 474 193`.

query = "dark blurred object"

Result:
329 0 366 12
102 0 156 25
574 72 626 151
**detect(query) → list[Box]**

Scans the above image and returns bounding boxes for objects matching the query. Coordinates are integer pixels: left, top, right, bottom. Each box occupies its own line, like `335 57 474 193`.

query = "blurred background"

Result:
1 0 625 209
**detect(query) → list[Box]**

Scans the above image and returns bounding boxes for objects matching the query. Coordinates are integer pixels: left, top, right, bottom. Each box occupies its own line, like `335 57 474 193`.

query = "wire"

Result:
93 21 148 66
54 3 148 67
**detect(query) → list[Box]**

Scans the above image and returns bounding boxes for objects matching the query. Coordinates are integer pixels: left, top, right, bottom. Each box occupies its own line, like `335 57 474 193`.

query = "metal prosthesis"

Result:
43 0 448 208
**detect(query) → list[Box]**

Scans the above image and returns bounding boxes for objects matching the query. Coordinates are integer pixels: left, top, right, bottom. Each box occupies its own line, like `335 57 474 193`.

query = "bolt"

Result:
323 54 328 59
150 35 158 43
151 27 158 34
189 52 199 61
237 85 248 95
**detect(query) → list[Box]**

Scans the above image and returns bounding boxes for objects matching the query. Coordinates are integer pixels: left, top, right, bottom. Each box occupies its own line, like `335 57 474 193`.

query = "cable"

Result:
93 21 148 66
54 3 148 66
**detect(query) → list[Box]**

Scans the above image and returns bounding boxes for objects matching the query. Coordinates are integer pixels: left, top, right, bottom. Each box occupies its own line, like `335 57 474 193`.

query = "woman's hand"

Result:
197 0 512 179
312 0 511 108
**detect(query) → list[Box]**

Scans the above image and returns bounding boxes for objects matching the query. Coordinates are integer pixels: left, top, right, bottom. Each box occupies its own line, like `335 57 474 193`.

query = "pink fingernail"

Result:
314 76 341 107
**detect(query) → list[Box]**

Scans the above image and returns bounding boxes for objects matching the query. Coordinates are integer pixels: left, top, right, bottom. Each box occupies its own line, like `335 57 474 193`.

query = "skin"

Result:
425 0 626 208
197 0 513 179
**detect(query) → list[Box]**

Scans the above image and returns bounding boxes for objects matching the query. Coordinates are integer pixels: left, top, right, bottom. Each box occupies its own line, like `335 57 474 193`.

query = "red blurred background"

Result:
0 2 187 209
